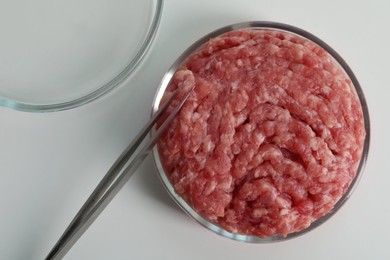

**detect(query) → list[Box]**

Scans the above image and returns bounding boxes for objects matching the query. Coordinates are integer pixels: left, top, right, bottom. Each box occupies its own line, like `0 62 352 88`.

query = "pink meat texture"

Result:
157 29 366 237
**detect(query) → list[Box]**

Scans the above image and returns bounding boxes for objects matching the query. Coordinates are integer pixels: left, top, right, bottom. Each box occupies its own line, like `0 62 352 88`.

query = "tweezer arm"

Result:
46 87 193 260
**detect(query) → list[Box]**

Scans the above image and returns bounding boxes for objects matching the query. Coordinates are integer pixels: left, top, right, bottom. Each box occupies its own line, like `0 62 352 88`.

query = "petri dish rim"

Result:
0 0 164 112
151 21 370 243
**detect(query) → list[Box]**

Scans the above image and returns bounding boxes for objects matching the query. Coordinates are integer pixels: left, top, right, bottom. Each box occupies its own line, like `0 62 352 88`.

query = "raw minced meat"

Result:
157 29 366 238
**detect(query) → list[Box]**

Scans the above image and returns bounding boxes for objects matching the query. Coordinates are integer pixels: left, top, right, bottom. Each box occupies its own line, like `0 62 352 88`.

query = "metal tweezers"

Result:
46 86 193 260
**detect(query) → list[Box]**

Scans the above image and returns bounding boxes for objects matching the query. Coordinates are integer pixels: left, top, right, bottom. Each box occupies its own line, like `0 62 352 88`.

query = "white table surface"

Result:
1 0 389 259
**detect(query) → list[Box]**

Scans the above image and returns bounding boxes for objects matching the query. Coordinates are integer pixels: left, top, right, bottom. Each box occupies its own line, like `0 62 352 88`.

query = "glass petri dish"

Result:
0 0 163 112
151 21 370 243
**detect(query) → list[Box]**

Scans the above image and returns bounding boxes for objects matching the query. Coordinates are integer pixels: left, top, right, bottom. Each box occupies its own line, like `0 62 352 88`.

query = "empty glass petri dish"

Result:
0 0 163 112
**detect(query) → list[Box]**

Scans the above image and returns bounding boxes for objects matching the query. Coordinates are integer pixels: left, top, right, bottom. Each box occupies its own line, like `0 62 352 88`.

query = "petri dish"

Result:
151 21 370 243
0 0 163 112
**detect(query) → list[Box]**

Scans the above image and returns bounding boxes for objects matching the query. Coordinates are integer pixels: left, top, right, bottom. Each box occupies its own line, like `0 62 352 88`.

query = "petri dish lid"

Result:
0 0 163 112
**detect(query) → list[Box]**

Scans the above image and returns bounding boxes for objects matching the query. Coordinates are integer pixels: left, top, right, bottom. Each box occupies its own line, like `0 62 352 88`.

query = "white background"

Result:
1 0 389 259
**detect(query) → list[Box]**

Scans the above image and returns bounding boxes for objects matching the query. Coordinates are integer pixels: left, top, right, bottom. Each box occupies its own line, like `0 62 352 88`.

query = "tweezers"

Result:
45 86 194 260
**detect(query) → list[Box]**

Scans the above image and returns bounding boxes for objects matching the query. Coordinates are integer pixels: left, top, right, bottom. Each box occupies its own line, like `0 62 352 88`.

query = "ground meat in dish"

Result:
157 29 366 238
